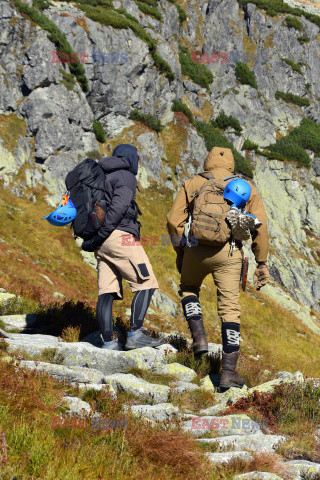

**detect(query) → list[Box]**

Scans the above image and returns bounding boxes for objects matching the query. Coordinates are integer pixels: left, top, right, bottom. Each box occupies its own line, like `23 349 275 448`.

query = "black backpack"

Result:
65 158 106 240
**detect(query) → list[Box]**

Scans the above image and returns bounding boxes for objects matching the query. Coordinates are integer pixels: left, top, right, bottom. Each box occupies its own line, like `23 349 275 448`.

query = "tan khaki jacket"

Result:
166 147 269 263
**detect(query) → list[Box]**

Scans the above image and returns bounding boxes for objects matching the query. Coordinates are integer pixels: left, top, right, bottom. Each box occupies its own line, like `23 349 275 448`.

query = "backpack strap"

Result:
222 174 241 181
199 172 215 180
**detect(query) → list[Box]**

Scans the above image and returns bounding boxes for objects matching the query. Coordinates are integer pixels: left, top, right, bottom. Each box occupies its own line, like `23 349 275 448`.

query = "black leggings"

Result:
96 288 155 341
96 293 116 342
130 288 155 331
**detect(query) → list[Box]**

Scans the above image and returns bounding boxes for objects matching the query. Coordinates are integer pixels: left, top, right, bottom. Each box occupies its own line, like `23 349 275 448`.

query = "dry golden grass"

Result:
0 350 214 480
171 388 217 413
222 382 320 463
0 113 27 154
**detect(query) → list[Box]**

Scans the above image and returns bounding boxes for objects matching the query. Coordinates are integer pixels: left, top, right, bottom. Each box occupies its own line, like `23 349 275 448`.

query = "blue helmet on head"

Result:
44 198 77 226
223 178 251 208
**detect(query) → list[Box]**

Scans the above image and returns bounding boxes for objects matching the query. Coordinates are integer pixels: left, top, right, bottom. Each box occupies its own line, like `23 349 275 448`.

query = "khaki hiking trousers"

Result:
95 229 159 299
180 242 242 324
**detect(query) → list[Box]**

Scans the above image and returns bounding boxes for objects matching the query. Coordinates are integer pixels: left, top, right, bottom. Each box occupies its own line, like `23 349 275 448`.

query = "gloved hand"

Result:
81 235 104 252
253 263 270 290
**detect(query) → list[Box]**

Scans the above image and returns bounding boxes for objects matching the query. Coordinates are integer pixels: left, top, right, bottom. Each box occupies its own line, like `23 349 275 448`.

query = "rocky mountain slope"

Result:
1 289 320 479
1 0 320 334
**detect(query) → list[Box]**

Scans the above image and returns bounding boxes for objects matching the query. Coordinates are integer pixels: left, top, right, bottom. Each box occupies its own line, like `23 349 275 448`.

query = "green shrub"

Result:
311 180 320 192
266 9 277 16
194 121 253 177
179 46 213 90
281 58 303 75
266 138 310 165
137 0 158 6
275 90 310 106
114 8 139 23
237 0 320 29
264 119 320 166
59 69 76 91
171 99 194 123
79 4 174 80
167 0 187 24
152 52 175 80
235 62 258 89
287 118 320 155
93 120 106 143
285 15 302 30
129 109 163 132
16 2 89 92
33 0 51 10
298 35 310 44
136 1 162 20
213 110 242 133
74 0 113 6
176 4 187 23
242 139 259 151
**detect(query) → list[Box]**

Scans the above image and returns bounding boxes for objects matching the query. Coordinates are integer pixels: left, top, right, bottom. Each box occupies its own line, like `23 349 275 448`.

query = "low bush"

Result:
136 1 162 20
33 0 51 9
275 90 310 106
263 117 320 166
59 69 77 91
242 139 259 151
129 109 163 132
212 110 242 133
267 136 310 166
285 15 302 30
171 99 194 123
93 120 106 143
298 35 310 44
281 58 303 75
311 180 320 192
167 0 187 23
194 121 253 177
179 46 213 90
235 62 258 89
224 382 320 462
137 0 158 6
16 2 89 92
237 0 320 29
287 117 320 155
114 7 139 23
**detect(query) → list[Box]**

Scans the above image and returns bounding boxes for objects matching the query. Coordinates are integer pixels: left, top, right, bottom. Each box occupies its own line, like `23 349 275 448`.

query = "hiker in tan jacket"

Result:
166 146 270 389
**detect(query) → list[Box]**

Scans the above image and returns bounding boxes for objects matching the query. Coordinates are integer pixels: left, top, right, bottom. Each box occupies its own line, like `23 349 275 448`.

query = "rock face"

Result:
1 0 320 323
198 433 287 453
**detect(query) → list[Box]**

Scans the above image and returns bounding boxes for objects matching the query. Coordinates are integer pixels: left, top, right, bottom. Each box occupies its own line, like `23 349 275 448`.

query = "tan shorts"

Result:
95 229 159 298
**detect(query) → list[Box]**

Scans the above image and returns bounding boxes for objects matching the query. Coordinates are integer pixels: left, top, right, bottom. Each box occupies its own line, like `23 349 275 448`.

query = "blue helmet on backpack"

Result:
223 178 251 208
44 198 77 226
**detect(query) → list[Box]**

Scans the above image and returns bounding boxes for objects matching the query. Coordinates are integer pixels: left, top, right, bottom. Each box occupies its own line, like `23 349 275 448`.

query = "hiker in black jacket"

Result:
82 144 165 351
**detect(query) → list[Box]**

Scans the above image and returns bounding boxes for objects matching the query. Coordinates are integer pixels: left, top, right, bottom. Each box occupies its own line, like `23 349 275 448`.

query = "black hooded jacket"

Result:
97 145 140 240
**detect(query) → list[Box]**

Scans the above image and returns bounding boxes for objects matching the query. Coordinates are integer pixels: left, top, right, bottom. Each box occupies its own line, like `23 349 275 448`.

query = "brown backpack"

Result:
189 173 239 246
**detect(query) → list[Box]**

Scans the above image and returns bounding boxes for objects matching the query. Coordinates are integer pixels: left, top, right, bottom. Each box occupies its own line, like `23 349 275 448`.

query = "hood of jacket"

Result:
98 155 131 174
112 144 139 175
203 147 235 179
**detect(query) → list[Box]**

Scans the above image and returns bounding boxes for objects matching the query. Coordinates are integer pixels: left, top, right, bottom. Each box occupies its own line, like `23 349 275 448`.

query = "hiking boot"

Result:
102 339 123 351
187 318 208 355
220 351 245 389
125 328 166 350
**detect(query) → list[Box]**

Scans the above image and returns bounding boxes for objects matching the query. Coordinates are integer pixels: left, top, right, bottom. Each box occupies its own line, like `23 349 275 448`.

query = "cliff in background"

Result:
0 0 320 332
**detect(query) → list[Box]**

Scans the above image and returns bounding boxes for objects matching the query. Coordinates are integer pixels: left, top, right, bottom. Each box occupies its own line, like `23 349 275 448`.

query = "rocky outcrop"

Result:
1 0 320 326
2 324 320 476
